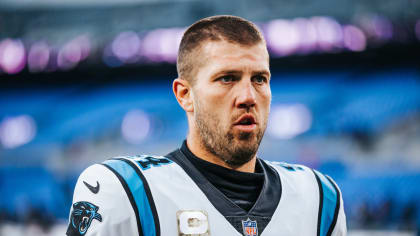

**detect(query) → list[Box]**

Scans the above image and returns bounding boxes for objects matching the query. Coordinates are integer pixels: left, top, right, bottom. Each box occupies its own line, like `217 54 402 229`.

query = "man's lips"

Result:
233 114 257 125
233 114 257 132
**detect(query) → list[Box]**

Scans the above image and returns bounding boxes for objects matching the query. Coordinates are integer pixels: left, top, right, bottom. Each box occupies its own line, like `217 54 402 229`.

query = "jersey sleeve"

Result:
312 169 347 236
332 185 347 236
66 164 139 236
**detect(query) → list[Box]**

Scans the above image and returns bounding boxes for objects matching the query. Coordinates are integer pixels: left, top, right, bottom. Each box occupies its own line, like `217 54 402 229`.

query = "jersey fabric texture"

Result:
67 147 347 236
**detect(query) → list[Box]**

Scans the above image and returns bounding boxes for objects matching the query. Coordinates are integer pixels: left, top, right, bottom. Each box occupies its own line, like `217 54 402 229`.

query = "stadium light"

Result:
267 104 312 140
57 35 91 70
121 109 151 144
343 25 367 52
265 19 300 56
292 18 318 54
0 115 37 149
312 16 343 52
27 41 50 73
141 28 184 62
111 31 141 63
0 39 26 74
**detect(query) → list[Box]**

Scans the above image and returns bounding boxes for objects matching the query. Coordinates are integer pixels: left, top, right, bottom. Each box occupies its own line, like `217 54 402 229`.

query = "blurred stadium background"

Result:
0 0 420 235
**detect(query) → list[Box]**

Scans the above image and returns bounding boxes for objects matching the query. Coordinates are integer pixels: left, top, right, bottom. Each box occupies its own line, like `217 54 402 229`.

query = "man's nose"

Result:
236 79 256 110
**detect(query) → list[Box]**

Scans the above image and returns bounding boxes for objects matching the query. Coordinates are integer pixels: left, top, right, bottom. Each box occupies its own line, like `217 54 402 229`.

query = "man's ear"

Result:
173 78 194 112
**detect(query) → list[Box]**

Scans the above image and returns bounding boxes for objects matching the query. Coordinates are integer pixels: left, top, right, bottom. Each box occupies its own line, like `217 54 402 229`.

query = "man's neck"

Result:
186 135 257 173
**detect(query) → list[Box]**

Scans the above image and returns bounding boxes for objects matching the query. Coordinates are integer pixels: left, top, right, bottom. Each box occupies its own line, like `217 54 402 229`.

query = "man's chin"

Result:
232 131 262 152
232 136 259 152
236 130 256 140
224 144 258 168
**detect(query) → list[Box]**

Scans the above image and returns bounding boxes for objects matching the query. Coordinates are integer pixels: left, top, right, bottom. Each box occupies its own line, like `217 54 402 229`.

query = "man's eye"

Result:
218 75 235 83
252 75 267 84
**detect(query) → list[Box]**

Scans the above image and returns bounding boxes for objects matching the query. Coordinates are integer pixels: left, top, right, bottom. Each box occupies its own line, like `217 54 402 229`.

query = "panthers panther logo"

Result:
67 201 102 236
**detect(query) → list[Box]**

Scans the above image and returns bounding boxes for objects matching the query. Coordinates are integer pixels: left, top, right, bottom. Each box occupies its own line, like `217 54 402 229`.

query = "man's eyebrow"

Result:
253 70 271 76
212 70 271 77
214 70 241 76
210 70 240 79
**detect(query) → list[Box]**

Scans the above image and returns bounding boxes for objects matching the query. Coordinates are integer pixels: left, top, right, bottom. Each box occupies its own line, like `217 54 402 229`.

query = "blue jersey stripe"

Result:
314 170 338 236
104 159 156 236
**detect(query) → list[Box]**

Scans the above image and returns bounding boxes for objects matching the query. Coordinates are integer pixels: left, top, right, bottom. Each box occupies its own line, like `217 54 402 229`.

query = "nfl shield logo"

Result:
242 218 258 236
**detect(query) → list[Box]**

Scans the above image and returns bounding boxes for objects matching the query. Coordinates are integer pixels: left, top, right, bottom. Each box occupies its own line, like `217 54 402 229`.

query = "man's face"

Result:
191 40 271 167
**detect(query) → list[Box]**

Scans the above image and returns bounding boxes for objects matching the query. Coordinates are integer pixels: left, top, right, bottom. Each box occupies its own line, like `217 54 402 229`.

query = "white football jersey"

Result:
67 148 346 236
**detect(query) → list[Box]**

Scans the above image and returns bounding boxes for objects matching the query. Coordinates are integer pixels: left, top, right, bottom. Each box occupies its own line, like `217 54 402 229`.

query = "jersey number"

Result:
137 156 172 170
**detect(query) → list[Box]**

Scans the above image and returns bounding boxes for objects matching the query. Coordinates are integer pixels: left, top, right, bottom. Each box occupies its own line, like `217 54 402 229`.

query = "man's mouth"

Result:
233 114 257 132
234 114 256 125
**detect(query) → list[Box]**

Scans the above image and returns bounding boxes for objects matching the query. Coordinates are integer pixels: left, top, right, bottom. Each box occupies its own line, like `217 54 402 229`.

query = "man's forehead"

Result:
198 40 269 70
201 40 268 59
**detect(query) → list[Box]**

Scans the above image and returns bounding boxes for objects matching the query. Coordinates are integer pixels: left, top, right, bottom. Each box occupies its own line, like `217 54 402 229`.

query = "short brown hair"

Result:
177 15 265 84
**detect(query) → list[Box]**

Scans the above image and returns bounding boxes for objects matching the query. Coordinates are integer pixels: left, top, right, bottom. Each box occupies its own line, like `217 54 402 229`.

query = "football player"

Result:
67 15 347 236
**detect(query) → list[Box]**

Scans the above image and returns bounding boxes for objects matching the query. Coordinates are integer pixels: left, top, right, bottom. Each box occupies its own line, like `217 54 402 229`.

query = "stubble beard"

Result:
194 101 266 168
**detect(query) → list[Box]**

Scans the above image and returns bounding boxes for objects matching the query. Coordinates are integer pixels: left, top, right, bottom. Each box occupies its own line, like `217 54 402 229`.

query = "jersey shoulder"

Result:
264 160 339 185
265 160 342 198
105 154 174 171
67 154 173 236
264 160 347 235
67 163 139 236
264 160 315 183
